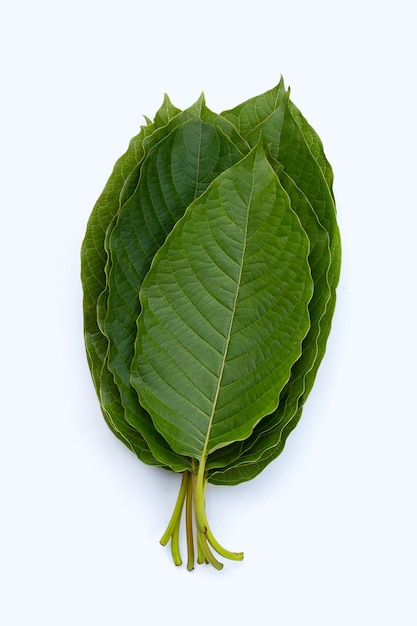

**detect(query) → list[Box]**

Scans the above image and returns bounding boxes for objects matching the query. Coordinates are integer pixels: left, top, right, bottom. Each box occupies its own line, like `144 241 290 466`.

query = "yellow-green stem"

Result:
160 471 188 545
160 461 244 570
185 467 195 571
194 456 243 565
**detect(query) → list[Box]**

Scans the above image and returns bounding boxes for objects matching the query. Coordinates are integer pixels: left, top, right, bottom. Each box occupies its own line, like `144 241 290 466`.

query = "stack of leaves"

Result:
81 78 341 570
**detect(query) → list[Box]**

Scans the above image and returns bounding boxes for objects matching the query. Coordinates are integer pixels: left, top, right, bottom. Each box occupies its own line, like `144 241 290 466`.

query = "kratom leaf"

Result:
101 102 247 468
81 95 181 464
221 76 287 140
208 93 341 485
208 169 331 481
288 99 335 197
81 93 180 376
131 146 313 461
99 364 162 467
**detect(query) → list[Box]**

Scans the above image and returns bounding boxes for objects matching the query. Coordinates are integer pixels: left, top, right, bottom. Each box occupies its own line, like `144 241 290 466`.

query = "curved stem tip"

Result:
160 460 244 570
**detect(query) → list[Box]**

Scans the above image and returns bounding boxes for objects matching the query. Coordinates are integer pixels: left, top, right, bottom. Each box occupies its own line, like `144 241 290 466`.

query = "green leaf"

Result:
288 98 335 198
81 122 145 389
81 95 181 464
131 146 314 461
221 77 287 140
118 94 182 208
102 105 247 468
209 96 341 485
99 365 164 468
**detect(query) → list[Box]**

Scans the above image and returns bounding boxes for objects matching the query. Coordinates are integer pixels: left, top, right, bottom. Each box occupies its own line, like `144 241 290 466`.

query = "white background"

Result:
1 1 416 624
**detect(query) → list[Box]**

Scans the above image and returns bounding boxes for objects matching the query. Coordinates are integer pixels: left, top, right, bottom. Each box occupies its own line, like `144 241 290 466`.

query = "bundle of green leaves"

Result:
81 78 341 570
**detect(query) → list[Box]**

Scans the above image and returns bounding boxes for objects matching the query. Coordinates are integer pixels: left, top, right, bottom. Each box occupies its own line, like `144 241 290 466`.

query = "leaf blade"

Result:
131 146 314 460
102 111 247 467
209 97 341 484
81 96 181 465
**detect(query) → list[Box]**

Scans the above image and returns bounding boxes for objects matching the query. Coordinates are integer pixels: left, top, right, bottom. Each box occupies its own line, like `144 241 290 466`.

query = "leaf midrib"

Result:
199 172 254 462
193 123 203 201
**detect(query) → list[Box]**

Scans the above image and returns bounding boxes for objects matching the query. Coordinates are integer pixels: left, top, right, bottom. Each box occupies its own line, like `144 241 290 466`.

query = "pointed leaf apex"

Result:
162 92 174 107
196 92 206 110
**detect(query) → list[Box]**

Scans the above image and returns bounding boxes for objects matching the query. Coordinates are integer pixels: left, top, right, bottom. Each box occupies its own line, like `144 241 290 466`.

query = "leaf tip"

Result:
198 91 206 107
162 92 173 106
